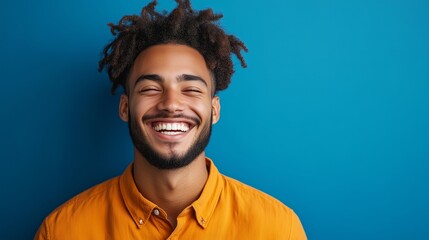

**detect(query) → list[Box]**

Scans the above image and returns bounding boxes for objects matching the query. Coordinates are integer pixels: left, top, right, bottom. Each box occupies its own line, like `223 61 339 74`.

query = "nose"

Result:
156 88 185 113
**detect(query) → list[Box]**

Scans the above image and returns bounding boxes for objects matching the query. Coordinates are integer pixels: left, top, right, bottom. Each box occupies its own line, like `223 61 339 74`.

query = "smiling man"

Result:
35 1 306 239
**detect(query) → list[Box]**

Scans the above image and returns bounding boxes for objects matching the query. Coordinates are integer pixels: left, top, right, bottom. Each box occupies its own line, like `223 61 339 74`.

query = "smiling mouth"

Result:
152 122 191 136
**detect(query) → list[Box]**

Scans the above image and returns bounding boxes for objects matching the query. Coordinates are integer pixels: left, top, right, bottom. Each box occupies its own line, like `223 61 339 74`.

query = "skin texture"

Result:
119 44 220 227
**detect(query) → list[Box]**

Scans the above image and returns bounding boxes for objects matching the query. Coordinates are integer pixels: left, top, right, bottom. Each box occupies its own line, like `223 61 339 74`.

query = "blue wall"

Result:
1 0 428 239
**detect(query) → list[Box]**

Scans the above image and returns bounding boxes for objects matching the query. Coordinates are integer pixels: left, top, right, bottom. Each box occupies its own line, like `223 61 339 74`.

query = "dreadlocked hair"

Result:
98 0 248 95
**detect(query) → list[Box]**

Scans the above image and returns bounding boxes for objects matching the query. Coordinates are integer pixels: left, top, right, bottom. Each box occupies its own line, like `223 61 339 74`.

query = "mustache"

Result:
142 113 201 125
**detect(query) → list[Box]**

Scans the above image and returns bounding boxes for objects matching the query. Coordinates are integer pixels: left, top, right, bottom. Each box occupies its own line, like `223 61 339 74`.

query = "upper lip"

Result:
146 118 197 129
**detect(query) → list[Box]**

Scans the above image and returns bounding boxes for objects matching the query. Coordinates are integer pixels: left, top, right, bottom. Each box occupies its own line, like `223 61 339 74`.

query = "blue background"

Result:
1 0 428 239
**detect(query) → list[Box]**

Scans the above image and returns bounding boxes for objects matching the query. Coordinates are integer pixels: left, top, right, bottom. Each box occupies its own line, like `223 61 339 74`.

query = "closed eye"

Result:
184 88 202 93
183 88 204 95
139 88 161 95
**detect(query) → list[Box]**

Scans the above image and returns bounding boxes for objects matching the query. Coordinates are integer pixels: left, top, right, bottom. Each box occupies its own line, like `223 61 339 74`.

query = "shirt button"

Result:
138 218 143 225
153 208 160 216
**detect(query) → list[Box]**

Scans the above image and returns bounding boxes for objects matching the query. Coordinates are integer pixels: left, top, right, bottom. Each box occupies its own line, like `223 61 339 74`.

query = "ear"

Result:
211 96 221 125
119 94 129 122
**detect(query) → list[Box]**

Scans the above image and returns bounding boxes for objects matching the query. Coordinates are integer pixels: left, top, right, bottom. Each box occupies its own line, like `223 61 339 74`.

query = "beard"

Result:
128 111 212 170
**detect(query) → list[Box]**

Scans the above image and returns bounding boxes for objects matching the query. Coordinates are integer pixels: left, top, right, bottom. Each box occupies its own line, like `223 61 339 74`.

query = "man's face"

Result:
119 44 220 169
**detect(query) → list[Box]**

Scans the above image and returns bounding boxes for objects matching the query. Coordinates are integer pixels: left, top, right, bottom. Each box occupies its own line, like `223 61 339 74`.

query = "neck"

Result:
132 149 209 227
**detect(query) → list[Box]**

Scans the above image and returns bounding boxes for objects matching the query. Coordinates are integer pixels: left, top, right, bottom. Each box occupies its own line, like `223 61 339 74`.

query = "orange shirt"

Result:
35 159 307 239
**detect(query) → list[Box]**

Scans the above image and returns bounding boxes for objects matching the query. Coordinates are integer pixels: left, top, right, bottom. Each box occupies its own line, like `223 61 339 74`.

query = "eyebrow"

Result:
178 74 208 87
134 74 163 86
134 74 208 87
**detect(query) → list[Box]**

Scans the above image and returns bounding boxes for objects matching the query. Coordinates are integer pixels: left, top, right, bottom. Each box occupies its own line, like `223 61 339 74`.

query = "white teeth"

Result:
159 131 183 136
153 122 190 132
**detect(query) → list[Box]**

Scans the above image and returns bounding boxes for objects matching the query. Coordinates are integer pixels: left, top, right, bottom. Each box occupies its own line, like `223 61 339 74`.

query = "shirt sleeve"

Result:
289 210 307 240
34 219 49 240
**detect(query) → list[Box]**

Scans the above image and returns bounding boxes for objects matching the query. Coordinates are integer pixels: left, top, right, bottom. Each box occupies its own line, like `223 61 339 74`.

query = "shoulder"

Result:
220 175 306 236
51 176 120 215
35 176 122 239
217 175 307 239
222 175 291 212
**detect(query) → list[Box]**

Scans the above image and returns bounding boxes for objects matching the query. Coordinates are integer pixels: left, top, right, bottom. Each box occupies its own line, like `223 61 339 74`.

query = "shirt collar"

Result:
119 158 224 229
191 158 223 228
119 164 157 228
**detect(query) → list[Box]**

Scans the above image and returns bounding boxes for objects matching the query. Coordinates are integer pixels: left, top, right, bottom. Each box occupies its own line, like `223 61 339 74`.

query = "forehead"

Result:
129 44 211 84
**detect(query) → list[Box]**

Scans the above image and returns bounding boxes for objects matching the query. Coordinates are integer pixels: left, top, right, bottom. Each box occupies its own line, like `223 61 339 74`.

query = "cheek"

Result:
131 98 154 115
189 101 213 121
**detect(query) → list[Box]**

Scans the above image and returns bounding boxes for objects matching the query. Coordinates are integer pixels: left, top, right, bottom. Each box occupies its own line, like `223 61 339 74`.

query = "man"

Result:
35 0 307 239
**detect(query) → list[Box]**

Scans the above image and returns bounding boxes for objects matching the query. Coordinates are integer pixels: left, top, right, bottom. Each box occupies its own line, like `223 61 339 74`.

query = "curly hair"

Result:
98 0 247 95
